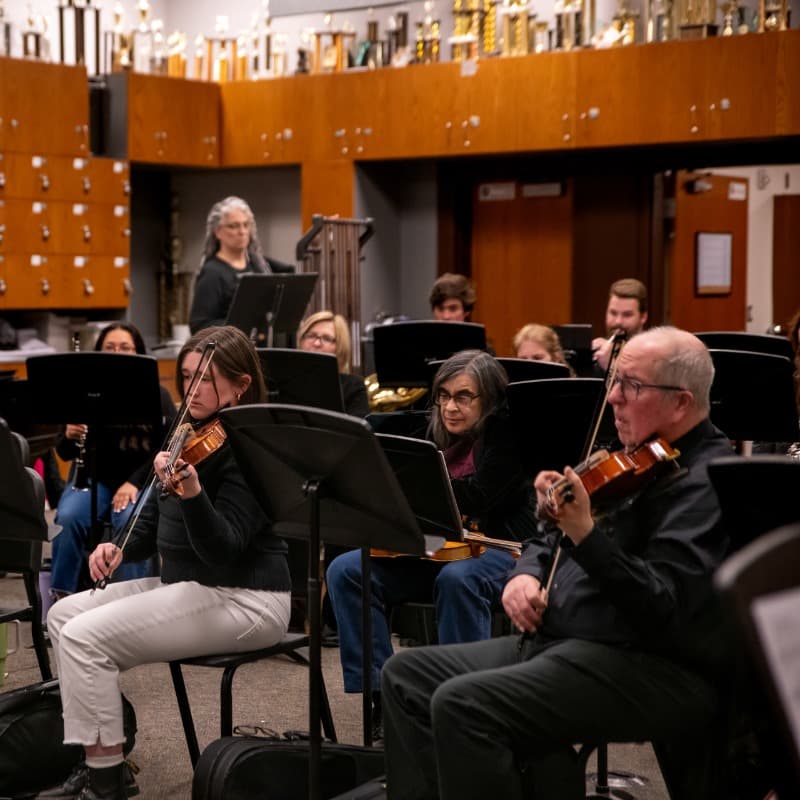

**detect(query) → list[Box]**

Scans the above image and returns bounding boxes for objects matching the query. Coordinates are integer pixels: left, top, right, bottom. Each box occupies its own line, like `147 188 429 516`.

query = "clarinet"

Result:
71 332 90 491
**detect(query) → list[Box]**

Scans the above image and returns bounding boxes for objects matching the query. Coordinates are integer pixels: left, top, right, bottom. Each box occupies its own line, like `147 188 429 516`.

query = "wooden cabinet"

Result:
776 30 800 135
60 255 130 308
221 76 311 166
0 254 60 308
0 58 89 156
122 74 220 166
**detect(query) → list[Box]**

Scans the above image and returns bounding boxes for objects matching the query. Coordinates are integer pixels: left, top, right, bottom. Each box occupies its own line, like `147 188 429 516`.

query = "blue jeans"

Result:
51 483 152 595
326 548 515 693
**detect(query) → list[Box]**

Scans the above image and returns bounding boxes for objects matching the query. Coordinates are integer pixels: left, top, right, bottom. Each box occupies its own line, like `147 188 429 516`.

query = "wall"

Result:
709 164 800 333
355 161 438 326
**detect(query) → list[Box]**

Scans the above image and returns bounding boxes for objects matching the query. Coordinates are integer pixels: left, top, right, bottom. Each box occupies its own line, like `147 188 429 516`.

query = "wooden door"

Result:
668 171 748 332
471 179 574 356
772 195 800 329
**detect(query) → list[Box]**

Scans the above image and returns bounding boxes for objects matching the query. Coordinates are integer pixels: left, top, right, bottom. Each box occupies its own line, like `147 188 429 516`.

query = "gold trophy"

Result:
449 0 481 60
611 0 640 44
166 32 187 77
498 1 534 56
312 13 356 73
250 0 273 79
415 2 441 63
103 2 131 72
22 9 49 60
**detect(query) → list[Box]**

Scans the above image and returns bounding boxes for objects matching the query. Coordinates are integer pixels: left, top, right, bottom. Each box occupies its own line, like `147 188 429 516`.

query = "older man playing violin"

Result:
380 327 735 800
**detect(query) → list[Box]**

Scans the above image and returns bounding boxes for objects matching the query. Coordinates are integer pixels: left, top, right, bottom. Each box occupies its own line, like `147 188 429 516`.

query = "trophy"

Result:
166 32 187 77
645 0 675 40
22 10 49 60
250 0 273 78
208 16 236 82
103 2 131 72
415 2 441 63
758 0 789 30
532 19 549 51
678 0 718 37
0 1 11 57
193 33 206 79
311 14 356 73
58 0 101 74
449 0 481 60
131 0 154 73
355 10 386 69
497 1 534 56
272 33 288 77
150 18 167 74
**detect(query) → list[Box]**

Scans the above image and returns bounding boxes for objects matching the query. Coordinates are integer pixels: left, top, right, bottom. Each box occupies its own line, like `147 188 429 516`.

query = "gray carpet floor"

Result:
0 573 670 799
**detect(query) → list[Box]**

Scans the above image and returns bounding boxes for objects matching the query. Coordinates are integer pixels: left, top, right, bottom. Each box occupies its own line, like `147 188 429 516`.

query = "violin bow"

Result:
541 330 627 594
92 342 217 591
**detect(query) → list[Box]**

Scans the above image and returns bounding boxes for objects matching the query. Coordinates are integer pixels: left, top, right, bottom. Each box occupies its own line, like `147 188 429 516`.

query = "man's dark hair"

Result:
429 273 476 313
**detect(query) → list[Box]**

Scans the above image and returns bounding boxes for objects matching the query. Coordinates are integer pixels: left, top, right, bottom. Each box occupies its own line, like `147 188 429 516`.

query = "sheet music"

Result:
752 586 800 754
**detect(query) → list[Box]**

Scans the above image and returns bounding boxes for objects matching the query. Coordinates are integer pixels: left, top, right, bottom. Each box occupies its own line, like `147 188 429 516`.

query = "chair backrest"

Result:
10 430 31 467
708 456 800 554
715 524 800 798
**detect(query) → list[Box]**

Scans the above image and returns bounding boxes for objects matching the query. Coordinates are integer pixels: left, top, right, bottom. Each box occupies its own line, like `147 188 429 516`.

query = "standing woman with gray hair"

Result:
326 349 537 740
189 196 272 334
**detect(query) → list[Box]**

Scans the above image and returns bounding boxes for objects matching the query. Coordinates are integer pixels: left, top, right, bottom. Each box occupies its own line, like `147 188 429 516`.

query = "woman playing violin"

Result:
380 327 736 800
40 326 290 800
326 350 537 740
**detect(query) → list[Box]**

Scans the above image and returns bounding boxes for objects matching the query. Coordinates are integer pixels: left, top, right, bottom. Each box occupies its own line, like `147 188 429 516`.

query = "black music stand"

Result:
0 417 48 543
552 323 594 377
496 357 571 383
219 404 430 800
507 378 615 476
0 378 61 462
374 321 487 388
226 273 318 347
696 331 794 362
25 353 164 552
256 348 344 413
707 350 798 443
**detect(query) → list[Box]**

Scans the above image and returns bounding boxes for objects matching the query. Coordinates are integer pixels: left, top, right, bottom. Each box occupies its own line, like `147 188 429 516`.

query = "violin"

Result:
160 418 227 497
545 437 681 517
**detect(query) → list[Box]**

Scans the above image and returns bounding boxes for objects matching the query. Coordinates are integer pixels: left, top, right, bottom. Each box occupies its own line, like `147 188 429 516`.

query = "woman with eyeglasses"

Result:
326 349 537 740
189 196 276 335
297 310 369 418
50 322 177 602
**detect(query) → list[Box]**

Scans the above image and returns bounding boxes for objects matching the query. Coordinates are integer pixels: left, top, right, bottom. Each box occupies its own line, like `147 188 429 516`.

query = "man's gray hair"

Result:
640 326 714 414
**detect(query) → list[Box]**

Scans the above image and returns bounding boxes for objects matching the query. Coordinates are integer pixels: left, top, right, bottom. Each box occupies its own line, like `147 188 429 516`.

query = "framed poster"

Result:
695 232 733 296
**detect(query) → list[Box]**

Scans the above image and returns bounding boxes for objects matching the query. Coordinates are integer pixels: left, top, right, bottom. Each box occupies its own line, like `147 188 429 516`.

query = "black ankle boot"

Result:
78 763 126 800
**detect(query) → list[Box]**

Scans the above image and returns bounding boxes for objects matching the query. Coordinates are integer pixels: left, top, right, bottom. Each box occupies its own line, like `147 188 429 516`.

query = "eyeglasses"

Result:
302 331 336 346
610 375 685 401
434 389 480 408
220 221 251 231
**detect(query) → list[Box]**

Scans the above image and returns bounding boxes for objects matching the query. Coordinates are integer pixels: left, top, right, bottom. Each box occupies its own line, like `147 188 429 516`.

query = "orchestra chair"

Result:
168 632 337 767
695 332 794 362
168 537 337 767
715 523 800 800
0 426 52 681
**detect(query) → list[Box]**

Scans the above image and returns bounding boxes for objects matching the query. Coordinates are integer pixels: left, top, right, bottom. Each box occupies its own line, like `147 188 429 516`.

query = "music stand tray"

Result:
374 321 487 388
0 417 48 542
220 404 429 800
226 273 319 344
495 358 571 382
257 348 344 413
696 331 794 362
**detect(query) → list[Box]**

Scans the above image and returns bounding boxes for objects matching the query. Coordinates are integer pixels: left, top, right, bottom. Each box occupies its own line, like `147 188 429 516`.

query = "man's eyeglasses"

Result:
302 331 336 346
221 221 251 231
434 389 480 408
610 375 684 401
